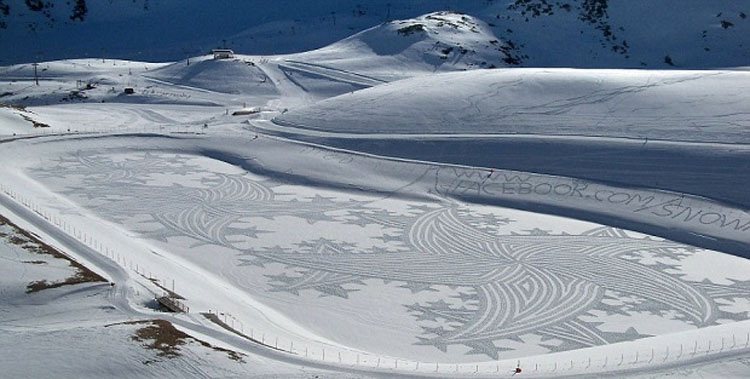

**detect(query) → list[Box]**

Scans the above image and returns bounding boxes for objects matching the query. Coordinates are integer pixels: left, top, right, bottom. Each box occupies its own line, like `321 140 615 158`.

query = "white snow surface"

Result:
1 131 749 377
0 216 371 379
1 8 749 378
2 1 750 69
274 68 750 143
269 68 750 210
288 12 514 81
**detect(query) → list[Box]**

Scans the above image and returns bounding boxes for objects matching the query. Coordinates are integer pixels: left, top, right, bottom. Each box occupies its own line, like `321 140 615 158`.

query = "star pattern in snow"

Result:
30 150 750 360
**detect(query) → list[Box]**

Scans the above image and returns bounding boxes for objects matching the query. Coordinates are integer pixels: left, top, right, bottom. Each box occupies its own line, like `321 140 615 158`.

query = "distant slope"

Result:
1 1 748 68
270 68 750 208
286 12 516 81
274 68 750 143
147 57 278 95
0 13 525 108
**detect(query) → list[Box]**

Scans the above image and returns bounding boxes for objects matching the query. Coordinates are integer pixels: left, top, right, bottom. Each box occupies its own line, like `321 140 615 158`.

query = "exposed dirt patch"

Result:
0 102 26 111
106 319 245 364
22 260 46 264
19 113 50 128
26 269 101 292
397 23 425 36
0 103 50 127
0 214 106 292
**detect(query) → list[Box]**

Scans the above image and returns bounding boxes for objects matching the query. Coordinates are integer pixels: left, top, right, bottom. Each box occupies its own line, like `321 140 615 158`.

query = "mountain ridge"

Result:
1 1 748 69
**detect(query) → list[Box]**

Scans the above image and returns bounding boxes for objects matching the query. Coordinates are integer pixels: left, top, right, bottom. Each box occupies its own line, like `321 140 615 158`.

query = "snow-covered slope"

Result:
288 12 515 81
274 68 750 142
0 105 50 133
0 13 525 117
147 57 278 96
0 211 371 379
2 1 749 69
1 2 749 377
270 68 750 210
1 133 749 377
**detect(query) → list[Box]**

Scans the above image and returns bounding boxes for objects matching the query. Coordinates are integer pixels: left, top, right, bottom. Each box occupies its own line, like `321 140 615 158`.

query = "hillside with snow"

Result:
289 12 517 81
270 68 750 212
1 1 749 69
274 68 750 141
1 2 750 379
0 12 529 112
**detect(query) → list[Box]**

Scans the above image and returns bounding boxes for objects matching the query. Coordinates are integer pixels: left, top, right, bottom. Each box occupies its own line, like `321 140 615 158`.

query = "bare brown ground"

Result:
107 319 245 364
0 214 106 292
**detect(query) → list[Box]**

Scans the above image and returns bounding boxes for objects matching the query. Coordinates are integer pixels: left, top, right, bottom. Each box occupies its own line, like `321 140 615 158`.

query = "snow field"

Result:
0 225 356 379
274 68 750 143
2 7 749 375
3 1 750 69
1 131 749 377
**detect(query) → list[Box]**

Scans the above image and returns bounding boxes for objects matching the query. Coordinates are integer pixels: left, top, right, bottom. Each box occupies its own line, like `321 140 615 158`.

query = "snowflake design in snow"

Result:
31 151 750 359
251 206 750 358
